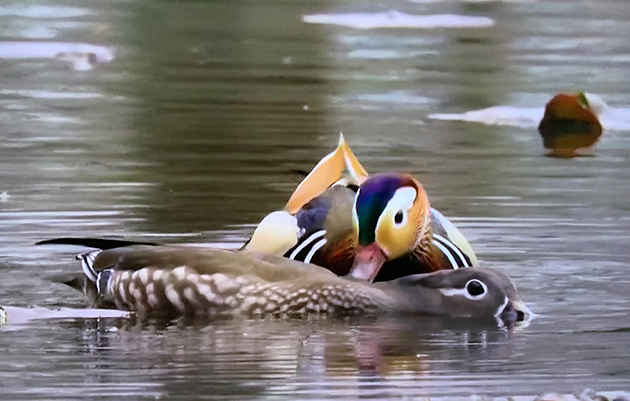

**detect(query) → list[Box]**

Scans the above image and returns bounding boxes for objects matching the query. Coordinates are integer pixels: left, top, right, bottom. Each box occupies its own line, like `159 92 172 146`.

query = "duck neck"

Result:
371 280 445 315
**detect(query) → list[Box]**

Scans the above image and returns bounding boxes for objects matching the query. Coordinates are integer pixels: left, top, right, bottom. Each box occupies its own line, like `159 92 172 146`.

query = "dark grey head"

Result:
390 268 532 329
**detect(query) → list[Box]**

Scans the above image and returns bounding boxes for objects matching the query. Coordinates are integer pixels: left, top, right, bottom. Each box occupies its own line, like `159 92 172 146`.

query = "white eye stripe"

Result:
377 186 417 230
389 187 416 211
439 287 468 297
438 279 488 300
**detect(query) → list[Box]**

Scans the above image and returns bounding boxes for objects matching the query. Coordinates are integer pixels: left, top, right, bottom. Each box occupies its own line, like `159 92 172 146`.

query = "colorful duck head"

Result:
349 173 432 281
538 92 603 157
245 134 477 281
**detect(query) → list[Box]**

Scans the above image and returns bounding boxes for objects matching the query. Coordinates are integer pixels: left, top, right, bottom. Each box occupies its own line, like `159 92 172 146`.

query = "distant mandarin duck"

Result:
538 92 603 157
245 135 478 282
38 241 531 328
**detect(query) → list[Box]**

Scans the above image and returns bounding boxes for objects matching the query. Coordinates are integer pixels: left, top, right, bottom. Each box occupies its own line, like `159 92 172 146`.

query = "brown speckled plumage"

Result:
45 243 531 327
109 264 380 317
89 246 391 317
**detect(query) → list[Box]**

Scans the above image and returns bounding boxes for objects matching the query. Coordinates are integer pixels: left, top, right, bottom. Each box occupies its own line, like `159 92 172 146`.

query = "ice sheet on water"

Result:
1 305 129 331
429 93 630 131
302 11 494 30
0 41 114 70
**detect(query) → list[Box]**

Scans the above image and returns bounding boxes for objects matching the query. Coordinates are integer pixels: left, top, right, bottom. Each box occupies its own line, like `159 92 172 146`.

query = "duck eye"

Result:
394 210 404 224
466 279 486 298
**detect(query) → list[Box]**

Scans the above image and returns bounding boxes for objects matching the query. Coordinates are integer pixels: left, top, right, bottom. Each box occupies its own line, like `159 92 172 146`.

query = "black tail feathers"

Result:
36 237 158 250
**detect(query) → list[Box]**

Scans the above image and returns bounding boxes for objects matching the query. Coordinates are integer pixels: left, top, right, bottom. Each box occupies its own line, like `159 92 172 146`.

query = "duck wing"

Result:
63 244 388 317
284 185 355 270
429 208 477 269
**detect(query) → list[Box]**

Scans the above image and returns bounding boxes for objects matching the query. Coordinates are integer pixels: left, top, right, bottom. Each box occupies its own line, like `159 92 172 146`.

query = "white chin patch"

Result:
494 296 509 329
494 296 509 318
438 281 488 301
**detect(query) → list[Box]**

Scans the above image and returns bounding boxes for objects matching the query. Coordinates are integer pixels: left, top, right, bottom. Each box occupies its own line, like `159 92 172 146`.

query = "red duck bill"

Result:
348 243 388 282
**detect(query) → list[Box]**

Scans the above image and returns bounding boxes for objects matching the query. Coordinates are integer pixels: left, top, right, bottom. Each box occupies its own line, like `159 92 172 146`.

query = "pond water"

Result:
1 0 629 399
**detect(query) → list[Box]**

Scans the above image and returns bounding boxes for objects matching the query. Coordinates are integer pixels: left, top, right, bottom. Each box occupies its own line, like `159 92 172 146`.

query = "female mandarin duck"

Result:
538 92 603 157
245 135 478 282
39 241 530 328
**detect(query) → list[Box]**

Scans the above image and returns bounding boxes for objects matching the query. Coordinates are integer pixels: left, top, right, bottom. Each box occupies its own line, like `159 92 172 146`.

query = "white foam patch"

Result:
0 5 87 18
0 41 114 71
599 107 630 131
302 12 494 30
410 0 535 3
1 306 129 330
428 93 630 131
429 106 544 128
0 89 103 100
0 42 114 62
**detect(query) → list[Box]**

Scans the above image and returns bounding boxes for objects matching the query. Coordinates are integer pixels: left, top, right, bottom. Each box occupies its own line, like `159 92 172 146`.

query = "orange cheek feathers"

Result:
375 186 431 259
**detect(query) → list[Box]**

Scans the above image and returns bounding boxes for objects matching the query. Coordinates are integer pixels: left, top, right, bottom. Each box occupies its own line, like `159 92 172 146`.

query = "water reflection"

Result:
0 316 521 399
8 312 624 398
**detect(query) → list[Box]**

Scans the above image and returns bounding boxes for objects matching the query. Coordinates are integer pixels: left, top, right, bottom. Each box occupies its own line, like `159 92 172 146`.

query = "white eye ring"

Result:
393 209 407 227
465 279 487 300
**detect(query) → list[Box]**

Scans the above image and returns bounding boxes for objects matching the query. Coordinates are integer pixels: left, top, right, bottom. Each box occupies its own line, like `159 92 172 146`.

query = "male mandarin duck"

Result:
38 240 531 328
245 134 477 283
538 92 603 157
